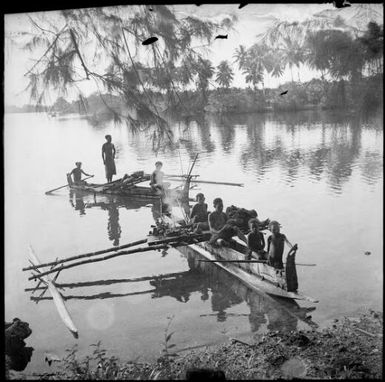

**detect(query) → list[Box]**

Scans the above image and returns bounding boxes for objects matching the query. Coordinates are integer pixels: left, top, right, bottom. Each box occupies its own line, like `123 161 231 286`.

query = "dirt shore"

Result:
8 310 382 380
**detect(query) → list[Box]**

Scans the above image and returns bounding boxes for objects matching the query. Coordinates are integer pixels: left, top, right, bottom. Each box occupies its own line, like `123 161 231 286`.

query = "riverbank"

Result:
8 309 382 380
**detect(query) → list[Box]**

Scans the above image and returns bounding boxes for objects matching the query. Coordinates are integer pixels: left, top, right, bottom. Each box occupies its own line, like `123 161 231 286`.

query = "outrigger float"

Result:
27 246 78 338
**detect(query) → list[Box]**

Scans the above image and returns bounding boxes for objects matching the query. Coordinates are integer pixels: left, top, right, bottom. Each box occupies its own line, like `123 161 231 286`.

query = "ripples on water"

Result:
4 109 383 374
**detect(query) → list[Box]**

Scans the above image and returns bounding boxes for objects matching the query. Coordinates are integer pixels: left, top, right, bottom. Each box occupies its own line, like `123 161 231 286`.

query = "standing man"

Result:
102 135 116 183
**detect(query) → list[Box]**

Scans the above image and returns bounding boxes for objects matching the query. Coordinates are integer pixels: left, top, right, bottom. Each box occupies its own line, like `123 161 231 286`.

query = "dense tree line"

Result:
8 4 383 136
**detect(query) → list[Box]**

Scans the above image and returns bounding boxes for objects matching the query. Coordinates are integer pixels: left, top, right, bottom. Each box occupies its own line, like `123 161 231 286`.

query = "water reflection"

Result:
86 110 381 194
215 111 383 191
69 189 86 215
184 249 317 332
30 248 317 333
68 191 162 246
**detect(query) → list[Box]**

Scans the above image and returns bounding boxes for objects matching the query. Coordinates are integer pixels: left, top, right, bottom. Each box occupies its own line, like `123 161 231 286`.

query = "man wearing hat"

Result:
70 162 93 184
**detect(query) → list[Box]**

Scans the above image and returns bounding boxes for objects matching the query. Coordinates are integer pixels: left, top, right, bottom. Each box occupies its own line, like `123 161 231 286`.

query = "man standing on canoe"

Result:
102 135 116 183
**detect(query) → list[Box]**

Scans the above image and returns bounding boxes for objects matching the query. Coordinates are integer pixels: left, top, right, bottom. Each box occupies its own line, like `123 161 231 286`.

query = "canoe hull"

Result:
179 241 318 303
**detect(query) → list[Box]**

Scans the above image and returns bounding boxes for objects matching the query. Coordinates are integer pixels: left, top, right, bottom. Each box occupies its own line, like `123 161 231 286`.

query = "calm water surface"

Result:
4 110 383 373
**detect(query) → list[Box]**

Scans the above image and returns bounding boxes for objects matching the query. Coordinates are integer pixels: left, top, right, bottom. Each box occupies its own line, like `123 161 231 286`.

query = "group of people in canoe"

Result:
69 134 117 185
189 194 298 270
70 135 168 193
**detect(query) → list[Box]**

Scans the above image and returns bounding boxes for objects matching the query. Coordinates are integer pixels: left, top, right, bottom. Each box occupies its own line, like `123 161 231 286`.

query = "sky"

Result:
4 3 382 107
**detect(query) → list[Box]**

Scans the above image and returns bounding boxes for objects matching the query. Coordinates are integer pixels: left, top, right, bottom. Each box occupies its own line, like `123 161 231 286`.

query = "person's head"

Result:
155 161 163 170
105 134 112 142
269 220 280 234
250 209 258 218
195 193 205 203
213 198 223 212
75 161 82 168
248 218 260 233
227 219 238 227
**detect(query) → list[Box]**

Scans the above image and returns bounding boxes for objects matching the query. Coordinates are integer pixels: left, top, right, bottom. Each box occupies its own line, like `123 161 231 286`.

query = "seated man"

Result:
247 218 267 260
149 161 170 194
208 198 247 247
266 220 297 269
191 193 209 232
69 162 93 185
208 197 227 234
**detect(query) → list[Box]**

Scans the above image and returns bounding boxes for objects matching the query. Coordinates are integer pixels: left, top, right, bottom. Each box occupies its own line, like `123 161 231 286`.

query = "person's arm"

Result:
102 145 106 164
112 144 116 159
150 171 156 185
236 228 247 244
284 235 294 249
260 233 266 250
190 204 198 218
266 235 271 253
81 169 92 177
208 213 220 233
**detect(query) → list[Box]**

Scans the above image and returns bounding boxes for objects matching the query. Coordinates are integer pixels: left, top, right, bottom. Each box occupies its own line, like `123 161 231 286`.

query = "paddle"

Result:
45 175 94 194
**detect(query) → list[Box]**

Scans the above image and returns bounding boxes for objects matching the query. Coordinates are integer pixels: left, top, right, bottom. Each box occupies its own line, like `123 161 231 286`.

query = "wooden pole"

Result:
23 238 148 271
45 175 94 194
25 270 191 291
28 241 191 281
198 259 316 266
163 174 200 178
190 179 244 187
187 153 199 178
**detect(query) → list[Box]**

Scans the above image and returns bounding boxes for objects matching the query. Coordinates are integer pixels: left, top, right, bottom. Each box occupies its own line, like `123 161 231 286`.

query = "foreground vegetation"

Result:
8 310 382 380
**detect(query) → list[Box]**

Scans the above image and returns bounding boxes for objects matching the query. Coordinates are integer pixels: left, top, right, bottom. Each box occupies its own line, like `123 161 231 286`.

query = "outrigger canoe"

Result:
66 171 191 202
178 237 318 303
28 246 79 338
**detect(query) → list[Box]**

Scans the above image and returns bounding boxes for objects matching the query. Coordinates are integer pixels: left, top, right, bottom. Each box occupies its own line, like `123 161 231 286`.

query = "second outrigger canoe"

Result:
66 171 191 202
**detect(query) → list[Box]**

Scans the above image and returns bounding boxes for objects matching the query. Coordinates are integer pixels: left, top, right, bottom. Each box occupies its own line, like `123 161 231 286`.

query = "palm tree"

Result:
281 36 305 82
215 60 234 89
233 45 248 70
243 62 264 91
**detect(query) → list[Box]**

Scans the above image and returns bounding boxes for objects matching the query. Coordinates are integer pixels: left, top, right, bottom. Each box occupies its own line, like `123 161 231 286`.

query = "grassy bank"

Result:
8 309 382 380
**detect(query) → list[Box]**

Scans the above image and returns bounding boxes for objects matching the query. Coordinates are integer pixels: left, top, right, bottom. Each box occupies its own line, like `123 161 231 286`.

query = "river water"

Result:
4 110 383 374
